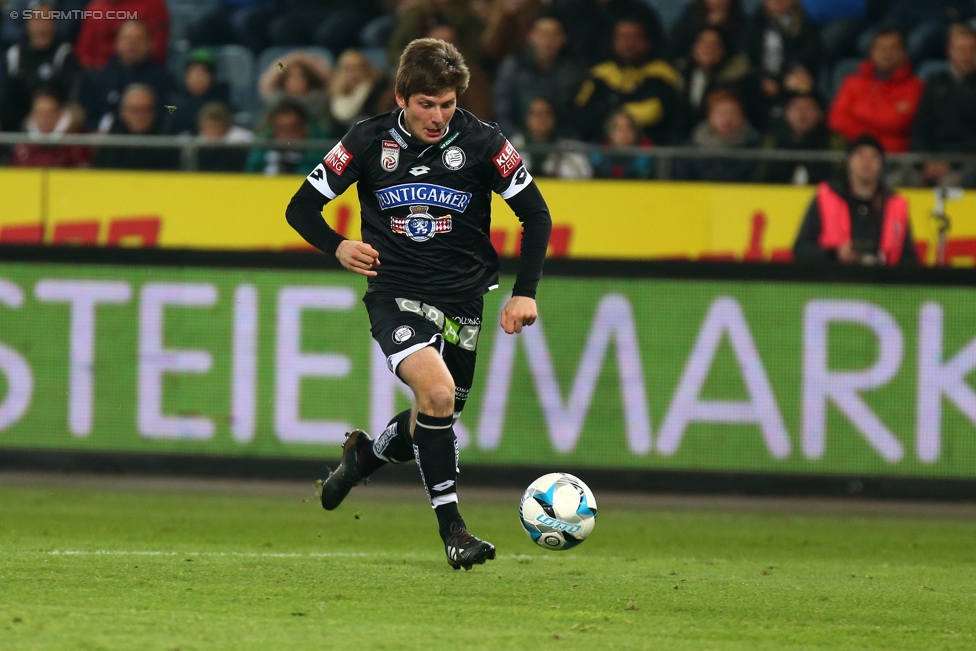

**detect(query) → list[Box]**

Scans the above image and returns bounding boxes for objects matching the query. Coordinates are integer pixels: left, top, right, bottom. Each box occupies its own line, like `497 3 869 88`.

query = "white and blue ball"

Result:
519 473 597 551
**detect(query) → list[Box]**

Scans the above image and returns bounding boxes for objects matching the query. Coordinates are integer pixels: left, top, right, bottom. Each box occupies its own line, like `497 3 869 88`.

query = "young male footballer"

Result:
285 38 552 570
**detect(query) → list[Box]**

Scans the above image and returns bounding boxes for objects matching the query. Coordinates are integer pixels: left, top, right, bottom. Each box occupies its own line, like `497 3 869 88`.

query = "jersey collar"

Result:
395 109 452 149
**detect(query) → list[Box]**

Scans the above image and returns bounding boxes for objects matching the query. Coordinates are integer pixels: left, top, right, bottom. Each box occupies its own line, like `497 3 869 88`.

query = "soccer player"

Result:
284 38 553 570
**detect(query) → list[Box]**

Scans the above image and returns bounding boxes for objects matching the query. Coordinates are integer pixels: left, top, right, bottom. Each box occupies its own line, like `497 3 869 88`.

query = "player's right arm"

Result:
284 135 381 277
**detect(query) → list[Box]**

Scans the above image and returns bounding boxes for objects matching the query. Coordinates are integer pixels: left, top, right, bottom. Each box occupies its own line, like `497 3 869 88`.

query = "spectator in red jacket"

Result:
75 0 169 69
828 28 925 153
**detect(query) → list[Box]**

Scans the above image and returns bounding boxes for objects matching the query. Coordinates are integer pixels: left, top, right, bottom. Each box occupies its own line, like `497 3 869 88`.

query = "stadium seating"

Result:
831 57 862 98
217 45 258 120
362 47 393 75
916 59 950 82
167 3 199 48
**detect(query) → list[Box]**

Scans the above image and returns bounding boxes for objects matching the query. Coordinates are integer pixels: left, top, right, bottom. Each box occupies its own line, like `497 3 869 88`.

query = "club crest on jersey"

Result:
391 205 452 242
324 142 352 175
442 146 465 170
492 140 522 178
374 183 472 212
380 139 400 172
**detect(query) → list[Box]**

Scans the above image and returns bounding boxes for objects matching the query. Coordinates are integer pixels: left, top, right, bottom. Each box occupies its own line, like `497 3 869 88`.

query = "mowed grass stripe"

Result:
1 484 975 651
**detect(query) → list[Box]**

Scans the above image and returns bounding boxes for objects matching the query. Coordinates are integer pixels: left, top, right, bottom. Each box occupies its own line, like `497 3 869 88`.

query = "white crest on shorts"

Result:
393 325 415 344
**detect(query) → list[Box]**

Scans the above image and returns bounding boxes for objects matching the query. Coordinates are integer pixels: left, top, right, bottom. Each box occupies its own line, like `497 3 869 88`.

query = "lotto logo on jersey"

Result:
493 140 522 178
324 142 353 175
390 205 452 242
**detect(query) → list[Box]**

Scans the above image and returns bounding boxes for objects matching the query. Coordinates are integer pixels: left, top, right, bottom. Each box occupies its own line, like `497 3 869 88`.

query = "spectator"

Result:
556 0 665 65
11 88 92 167
75 0 169 69
328 49 386 132
674 27 760 138
909 23 976 188
196 101 254 172
828 28 924 152
83 20 171 131
865 0 975 63
0 1 83 132
677 88 759 181
93 83 180 170
590 108 654 178
258 50 331 126
386 0 484 68
742 0 821 114
187 0 275 53
266 0 380 54
574 18 681 144
759 91 845 184
2 0 87 50
801 0 886 63
377 19 495 118
480 0 546 65
669 0 745 62
793 134 917 265
245 98 326 175
494 13 585 138
511 97 592 178
165 48 232 135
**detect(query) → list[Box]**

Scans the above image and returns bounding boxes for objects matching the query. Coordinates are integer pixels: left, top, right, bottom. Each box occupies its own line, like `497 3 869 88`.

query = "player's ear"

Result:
395 92 407 110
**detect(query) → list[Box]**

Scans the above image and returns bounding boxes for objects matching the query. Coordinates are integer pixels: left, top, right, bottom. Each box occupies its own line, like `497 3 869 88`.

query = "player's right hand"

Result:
336 240 381 277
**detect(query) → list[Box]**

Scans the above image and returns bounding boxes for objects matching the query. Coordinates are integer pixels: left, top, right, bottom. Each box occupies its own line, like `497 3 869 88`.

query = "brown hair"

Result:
197 101 233 128
394 38 470 101
283 61 326 91
948 22 976 44
705 88 742 113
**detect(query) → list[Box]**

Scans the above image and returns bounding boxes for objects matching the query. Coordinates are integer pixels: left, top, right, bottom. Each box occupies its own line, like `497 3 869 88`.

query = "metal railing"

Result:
2 132 975 179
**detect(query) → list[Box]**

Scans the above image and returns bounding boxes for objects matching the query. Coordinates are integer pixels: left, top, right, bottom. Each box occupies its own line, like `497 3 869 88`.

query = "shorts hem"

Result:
388 333 444 375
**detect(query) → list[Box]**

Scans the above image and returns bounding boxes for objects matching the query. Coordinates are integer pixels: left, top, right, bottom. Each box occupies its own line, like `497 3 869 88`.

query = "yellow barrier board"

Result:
2 169 974 265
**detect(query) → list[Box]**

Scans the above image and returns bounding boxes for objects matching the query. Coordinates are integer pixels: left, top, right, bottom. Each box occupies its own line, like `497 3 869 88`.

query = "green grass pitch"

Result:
2 478 976 650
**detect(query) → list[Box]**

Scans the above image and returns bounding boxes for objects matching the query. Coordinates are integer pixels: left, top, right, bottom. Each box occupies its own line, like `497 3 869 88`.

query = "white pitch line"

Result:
2 550 570 561
10 550 372 558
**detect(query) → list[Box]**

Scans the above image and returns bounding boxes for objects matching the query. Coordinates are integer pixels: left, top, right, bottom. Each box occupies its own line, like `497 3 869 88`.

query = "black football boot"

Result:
443 523 497 571
320 429 371 510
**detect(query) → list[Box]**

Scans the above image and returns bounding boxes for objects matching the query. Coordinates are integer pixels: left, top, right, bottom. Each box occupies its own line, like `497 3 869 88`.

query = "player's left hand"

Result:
501 296 537 334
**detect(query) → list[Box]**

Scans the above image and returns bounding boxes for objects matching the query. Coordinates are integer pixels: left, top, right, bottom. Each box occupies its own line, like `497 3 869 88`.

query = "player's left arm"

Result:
489 137 553 334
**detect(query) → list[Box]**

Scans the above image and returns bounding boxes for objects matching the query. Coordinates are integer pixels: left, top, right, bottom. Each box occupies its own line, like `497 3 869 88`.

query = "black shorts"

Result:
364 293 484 417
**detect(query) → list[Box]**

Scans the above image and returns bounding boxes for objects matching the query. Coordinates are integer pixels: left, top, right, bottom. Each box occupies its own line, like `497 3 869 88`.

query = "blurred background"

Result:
1 0 976 496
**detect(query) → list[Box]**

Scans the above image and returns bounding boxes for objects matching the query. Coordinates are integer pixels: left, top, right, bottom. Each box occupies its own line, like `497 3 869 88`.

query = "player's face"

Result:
396 89 457 144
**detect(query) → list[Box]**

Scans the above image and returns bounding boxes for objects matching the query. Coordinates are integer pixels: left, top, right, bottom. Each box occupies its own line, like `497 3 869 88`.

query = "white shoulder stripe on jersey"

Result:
306 163 337 199
500 165 533 200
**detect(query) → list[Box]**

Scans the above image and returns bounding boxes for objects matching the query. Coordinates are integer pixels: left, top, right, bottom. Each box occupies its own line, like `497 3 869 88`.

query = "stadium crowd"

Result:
0 0 974 185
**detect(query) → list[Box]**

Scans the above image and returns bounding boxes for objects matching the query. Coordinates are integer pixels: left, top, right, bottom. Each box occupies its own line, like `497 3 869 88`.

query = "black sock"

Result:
412 412 465 541
356 409 414 478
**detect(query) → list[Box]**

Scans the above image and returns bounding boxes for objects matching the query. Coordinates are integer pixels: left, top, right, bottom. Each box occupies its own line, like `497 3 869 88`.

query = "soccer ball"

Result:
519 473 597 551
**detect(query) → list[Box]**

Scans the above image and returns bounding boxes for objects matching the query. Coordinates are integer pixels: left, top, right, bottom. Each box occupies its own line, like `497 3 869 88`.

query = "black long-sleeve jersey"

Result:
285 108 553 303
